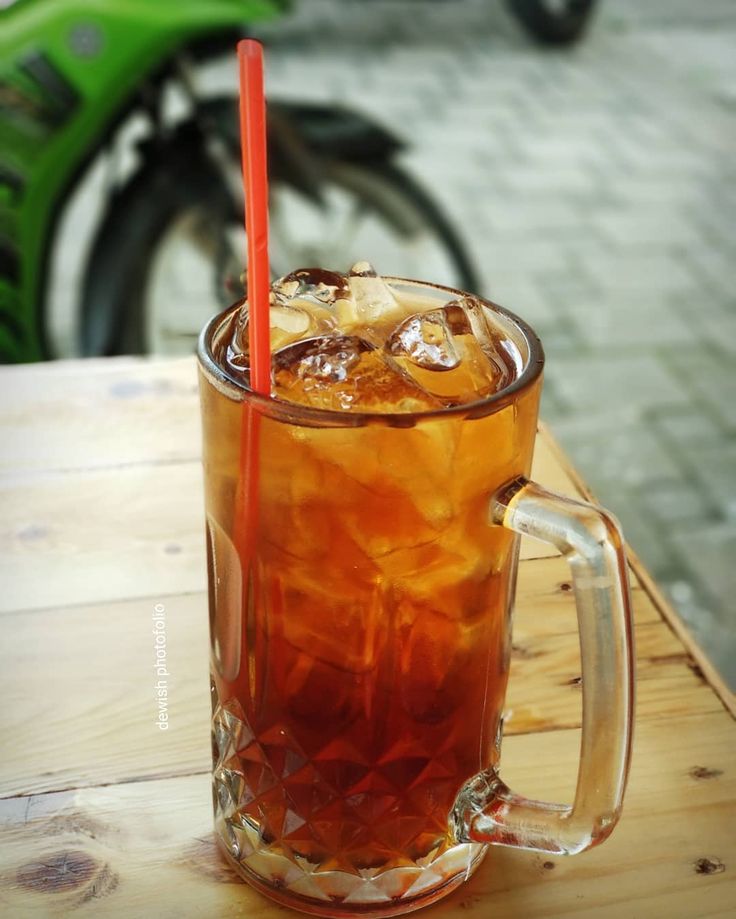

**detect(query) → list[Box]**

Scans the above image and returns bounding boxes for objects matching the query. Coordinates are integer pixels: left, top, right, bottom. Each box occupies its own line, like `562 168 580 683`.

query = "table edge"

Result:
538 422 736 719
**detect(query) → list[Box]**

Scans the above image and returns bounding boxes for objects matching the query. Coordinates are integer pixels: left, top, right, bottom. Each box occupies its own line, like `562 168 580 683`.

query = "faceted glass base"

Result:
212 697 486 916
218 836 486 918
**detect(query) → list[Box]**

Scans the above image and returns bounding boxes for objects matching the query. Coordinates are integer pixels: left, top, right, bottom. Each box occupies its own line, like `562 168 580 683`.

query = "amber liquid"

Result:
200 306 541 882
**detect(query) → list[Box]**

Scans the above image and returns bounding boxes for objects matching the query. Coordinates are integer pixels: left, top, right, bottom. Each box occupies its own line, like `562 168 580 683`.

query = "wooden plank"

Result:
505 618 723 735
0 358 733 917
0 355 611 601
0 357 579 569
0 441 593 614
0 562 718 799
513 555 661 638
476 710 736 918
0 459 545 613
0 591 211 799
0 470 560 616
0 463 207 613
0 358 578 490
540 422 736 718
0 355 672 600
0 711 733 918
0 357 199 474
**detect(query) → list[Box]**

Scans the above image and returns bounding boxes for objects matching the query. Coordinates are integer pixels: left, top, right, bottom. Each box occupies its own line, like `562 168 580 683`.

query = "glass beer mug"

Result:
197 277 634 917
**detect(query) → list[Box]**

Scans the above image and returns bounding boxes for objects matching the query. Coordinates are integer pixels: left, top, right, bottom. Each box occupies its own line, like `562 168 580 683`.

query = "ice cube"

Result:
344 267 404 332
385 299 516 405
272 267 350 305
273 335 442 413
269 305 312 350
276 335 369 382
348 261 377 278
224 300 250 378
223 301 317 376
273 335 369 412
386 309 461 371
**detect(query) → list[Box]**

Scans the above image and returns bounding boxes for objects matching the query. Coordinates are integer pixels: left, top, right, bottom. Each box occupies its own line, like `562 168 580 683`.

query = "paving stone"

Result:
638 478 716 525
501 165 601 199
481 201 589 236
475 241 577 275
594 209 705 249
480 275 561 329
539 379 568 422
551 354 690 414
668 523 736 686
696 311 736 360
551 417 684 487
595 487 682 579
576 250 703 295
565 296 696 347
664 345 736 430
683 247 736 301
677 442 736 521
609 177 705 206
659 576 736 692
651 408 729 448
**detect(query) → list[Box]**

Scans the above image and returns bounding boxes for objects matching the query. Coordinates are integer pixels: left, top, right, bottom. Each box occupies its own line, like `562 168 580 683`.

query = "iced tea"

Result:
198 267 542 914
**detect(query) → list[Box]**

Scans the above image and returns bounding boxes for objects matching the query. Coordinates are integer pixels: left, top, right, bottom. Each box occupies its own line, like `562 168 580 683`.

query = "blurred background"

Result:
2 0 735 687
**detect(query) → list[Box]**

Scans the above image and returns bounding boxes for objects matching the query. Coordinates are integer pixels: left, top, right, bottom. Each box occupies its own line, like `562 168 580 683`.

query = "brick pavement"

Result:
251 0 736 688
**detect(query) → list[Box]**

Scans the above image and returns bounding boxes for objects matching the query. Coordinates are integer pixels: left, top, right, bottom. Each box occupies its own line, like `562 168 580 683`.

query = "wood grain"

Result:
0 463 208 613
1 355 734 919
512 554 661 637
0 357 200 473
0 712 733 919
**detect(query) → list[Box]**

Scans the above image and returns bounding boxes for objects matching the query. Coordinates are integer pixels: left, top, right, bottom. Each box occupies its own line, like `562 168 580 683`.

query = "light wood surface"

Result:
1 356 734 918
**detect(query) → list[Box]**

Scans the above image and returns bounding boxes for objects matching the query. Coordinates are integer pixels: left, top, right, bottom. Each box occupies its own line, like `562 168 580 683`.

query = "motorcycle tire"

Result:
80 136 230 356
506 0 598 46
81 100 480 357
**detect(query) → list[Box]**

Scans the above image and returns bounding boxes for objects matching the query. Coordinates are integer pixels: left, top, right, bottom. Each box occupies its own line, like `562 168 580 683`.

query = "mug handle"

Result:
450 477 635 855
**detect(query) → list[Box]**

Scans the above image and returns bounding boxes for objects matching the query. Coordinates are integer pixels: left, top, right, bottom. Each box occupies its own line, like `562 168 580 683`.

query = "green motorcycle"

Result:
0 0 478 362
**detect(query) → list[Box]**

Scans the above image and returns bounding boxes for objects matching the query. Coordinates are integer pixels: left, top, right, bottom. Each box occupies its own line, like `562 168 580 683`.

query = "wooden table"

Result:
1 356 734 918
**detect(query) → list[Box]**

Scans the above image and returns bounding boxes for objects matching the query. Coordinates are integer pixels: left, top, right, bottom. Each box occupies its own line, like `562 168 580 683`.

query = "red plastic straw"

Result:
233 39 269 604
237 38 271 395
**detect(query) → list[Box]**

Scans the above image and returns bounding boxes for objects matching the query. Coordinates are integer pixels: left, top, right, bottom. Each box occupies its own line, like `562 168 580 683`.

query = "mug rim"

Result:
197 276 545 427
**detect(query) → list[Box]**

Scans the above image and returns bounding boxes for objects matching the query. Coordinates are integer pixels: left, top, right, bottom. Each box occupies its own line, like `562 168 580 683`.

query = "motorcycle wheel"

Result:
80 105 480 357
506 0 598 45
